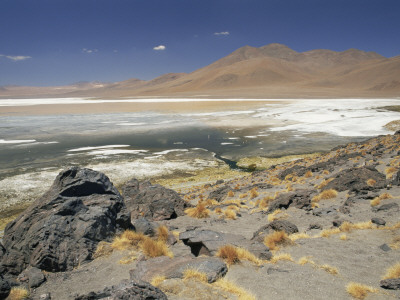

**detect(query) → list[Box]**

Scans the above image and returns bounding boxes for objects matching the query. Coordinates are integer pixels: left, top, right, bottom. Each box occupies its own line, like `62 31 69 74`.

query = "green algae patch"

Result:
237 153 321 170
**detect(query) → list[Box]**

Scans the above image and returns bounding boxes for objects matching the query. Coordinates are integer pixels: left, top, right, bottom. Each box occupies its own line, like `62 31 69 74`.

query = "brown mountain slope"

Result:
0 44 399 99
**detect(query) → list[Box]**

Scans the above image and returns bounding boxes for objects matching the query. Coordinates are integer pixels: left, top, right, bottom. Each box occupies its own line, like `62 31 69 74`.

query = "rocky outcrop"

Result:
131 256 228 283
1 167 130 275
266 189 313 213
18 266 46 289
323 166 386 192
75 279 167 300
122 179 190 221
208 185 235 202
380 278 400 290
0 274 11 300
252 220 298 243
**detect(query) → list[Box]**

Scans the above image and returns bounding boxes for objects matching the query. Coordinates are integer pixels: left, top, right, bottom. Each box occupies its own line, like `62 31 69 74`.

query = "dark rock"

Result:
132 218 156 236
268 220 299 234
339 205 351 214
380 278 400 290
373 202 399 212
208 185 235 202
379 244 391 252
266 189 313 213
131 256 228 283
332 219 345 227
371 217 386 226
215 179 224 185
313 207 338 217
0 274 11 300
323 166 386 192
308 223 323 230
122 179 190 221
279 165 307 180
247 242 272 260
75 279 167 299
1 167 129 275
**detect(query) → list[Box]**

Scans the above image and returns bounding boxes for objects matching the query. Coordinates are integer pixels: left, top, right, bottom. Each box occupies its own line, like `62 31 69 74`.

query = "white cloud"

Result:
0 54 32 61
214 31 230 36
82 48 98 54
153 45 166 51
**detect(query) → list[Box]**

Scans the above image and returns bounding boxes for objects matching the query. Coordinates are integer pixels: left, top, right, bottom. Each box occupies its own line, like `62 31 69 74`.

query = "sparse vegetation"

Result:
185 202 210 218
157 225 169 242
150 275 166 287
269 253 293 263
214 278 256 300
224 208 237 220
370 192 393 207
6 287 30 300
183 269 209 282
382 262 400 279
346 282 377 299
264 231 290 251
366 178 376 186
141 238 173 258
93 241 113 258
312 189 338 203
216 245 263 265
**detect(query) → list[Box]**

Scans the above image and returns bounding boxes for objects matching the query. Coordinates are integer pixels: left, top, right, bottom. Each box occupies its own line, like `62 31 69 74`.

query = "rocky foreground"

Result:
1 133 400 300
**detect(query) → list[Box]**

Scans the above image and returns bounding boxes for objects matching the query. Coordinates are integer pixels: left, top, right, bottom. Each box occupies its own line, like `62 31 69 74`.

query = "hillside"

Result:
1 43 399 99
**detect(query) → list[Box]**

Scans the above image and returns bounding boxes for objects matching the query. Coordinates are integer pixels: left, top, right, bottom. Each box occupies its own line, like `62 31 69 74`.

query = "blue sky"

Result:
0 0 399 86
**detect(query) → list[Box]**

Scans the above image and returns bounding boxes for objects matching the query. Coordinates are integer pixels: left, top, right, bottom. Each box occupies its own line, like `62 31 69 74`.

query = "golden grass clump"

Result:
157 225 169 243
183 269 209 282
224 208 237 220
316 178 334 189
320 264 339 275
269 253 293 263
214 207 222 214
141 239 173 258
216 244 240 265
285 183 293 192
385 166 398 179
259 195 274 209
239 193 248 199
214 278 256 300
227 190 235 197
312 189 338 203
6 287 30 300
93 241 113 258
382 262 400 279
366 178 376 187
371 192 393 207
346 282 377 300
111 230 147 250
289 232 311 241
340 234 348 240
150 275 166 287
249 187 259 199
304 170 313 178
185 202 210 218
267 208 288 222
322 169 330 175
264 231 290 251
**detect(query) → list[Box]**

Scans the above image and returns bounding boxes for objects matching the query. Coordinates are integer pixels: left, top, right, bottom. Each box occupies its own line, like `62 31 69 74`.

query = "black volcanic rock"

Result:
1 167 130 275
0 274 11 300
122 179 190 221
75 279 167 300
266 189 313 213
380 278 400 290
323 166 386 192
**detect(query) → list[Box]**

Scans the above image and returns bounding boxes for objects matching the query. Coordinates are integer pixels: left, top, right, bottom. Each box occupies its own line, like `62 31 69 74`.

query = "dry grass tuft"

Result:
346 282 377 299
93 241 113 258
289 232 311 241
259 195 274 209
111 230 147 250
385 166 398 179
249 187 259 199
340 234 348 240
371 192 393 207
214 207 223 214
185 202 210 218
366 178 376 186
227 190 235 197
224 208 237 220
382 262 400 279
316 178 334 189
264 231 290 251
320 264 339 275
216 244 240 265
267 209 288 222
312 189 338 203
141 239 173 258
7 287 30 300
319 228 341 238
183 268 209 282
270 253 293 263
214 278 256 300
304 170 313 178
150 275 166 287
236 247 263 265
157 225 169 243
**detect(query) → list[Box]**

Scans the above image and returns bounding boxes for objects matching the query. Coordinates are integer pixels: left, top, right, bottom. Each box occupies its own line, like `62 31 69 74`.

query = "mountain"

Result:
1 44 399 99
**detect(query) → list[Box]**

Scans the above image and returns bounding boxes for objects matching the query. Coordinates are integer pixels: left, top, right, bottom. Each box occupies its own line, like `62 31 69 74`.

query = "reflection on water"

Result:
1 98 399 212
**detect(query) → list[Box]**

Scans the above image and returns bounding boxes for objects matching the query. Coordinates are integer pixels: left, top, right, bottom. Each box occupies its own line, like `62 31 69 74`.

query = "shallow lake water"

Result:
1 98 399 213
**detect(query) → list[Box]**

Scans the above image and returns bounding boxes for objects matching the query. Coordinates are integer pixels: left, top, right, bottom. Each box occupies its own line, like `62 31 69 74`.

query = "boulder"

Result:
371 217 386 226
18 266 46 288
131 256 228 283
372 203 399 212
380 278 400 290
132 218 157 236
122 179 190 221
0 274 11 300
323 166 386 192
75 279 167 300
208 185 235 202
1 167 130 275
267 189 313 213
